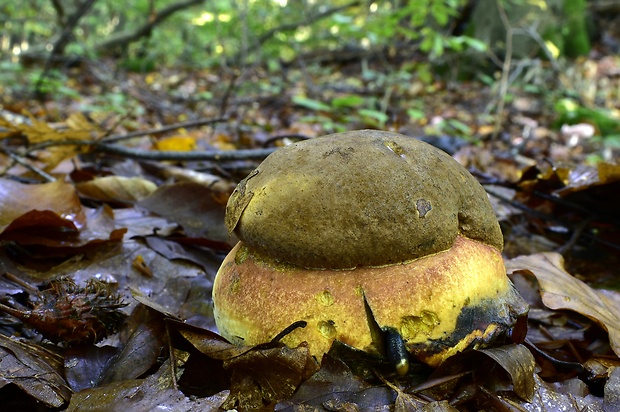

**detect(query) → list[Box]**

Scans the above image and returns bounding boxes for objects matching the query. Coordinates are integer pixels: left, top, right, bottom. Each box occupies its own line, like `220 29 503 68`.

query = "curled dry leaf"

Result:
76 176 157 203
478 344 535 401
506 252 620 357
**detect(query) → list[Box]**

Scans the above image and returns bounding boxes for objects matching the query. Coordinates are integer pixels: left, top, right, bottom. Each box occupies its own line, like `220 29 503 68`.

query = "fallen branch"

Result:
100 117 228 143
95 0 205 52
93 143 277 161
26 139 277 161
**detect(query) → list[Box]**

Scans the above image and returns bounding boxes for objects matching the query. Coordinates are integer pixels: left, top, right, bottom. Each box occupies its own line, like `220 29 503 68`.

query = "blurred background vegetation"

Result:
1 0 619 158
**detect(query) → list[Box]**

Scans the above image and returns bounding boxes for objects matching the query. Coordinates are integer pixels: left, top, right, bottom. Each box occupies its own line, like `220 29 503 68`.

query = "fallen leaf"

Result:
0 334 71 408
479 344 535 401
426 344 535 405
515 374 603 411
276 355 395 411
0 178 85 229
65 345 120 392
155 135 197 151
174 322 319 410
506 253 620 357
18 114 92 170
137 181 230 241
67 359 227 412
76 176 157 203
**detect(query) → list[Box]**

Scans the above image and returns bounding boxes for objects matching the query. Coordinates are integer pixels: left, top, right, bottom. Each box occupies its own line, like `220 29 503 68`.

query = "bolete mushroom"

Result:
213 130 527 373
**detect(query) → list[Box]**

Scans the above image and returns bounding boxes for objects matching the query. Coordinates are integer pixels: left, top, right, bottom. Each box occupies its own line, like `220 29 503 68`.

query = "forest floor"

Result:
0 46 619 411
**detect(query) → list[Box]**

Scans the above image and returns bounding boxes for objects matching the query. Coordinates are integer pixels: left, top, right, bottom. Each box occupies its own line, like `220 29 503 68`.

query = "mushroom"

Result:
213 130 527 373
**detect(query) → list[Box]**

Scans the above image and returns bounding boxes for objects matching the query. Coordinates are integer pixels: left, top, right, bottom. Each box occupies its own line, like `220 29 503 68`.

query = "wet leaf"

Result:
514 374 603 411
67 359 227 412
276 355 395 411
76 176 157 203
137 181 230 241
605 367 620 411
0 334 71 408
0 178 85 229
175 322 319 410
65 345 120 391
506 253 620 357
98 306 166 385
478 344 535 401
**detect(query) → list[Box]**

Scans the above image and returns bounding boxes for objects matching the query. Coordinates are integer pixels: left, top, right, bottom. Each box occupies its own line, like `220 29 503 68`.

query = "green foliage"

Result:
428 118 473 137
561 0 590 58
292 93 389 132
554 99 620 137
1 0 487 70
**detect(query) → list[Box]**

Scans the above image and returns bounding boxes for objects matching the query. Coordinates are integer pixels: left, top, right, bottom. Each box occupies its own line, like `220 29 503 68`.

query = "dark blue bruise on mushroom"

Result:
385 327 410 376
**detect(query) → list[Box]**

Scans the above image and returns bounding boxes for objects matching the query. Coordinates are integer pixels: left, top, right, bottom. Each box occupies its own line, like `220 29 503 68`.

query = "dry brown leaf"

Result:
76 176 157 203
479 344 535 401
65 112 97 133
137 181 229 241
0 334 71 408
0 178 85 229
506 253 620 357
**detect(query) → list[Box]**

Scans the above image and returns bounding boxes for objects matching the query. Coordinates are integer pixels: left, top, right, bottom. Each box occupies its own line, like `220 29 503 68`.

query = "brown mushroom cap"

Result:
226 129 503 269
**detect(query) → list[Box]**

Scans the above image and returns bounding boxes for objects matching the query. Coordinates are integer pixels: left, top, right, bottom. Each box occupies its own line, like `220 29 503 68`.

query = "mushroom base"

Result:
213 236 528 367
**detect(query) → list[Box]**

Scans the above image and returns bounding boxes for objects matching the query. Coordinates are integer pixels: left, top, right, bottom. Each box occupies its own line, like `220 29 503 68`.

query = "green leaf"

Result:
359 109 388 127
331 95 365 109
407 108 425 121
292 96 332 112
446 119 472 135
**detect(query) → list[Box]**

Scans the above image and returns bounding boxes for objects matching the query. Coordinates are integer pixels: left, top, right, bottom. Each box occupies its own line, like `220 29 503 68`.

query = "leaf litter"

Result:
0 59 619 411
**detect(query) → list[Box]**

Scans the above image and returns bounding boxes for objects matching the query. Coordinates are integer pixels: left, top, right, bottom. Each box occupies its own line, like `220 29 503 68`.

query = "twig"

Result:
25 139 277 161
555 217 594 255
218 71 239 118
34 0 97 97
94 143 277 160
94 0 204 52
100 117 228 143
0 147 56 182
